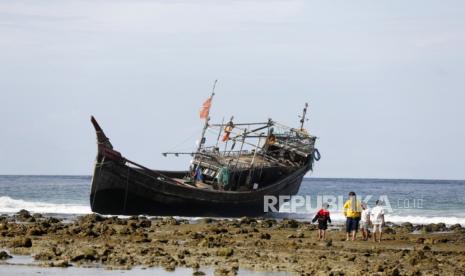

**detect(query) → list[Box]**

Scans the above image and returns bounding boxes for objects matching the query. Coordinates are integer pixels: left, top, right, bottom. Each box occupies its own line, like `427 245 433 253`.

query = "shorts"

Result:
346 217 360 233
373 223 383 232
360 221 369 229
318 221 328 230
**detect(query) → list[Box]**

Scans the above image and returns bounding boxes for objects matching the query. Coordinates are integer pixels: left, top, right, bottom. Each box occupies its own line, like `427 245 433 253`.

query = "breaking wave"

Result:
286 212 465 226
0 196 464 226
0 196 91 214
383 215 465 226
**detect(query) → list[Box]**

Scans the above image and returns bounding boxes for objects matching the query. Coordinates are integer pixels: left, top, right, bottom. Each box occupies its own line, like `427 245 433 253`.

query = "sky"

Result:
0 0 464 179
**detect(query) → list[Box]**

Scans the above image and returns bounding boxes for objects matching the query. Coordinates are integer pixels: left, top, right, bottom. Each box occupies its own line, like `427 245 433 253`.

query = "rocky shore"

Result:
1 210 465 275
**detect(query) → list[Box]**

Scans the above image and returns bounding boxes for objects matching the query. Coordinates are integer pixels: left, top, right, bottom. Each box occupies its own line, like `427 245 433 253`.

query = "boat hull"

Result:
90 159 309 217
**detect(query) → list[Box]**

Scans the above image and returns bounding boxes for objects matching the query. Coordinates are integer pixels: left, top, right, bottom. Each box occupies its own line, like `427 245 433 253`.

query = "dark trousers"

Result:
346 217 360 233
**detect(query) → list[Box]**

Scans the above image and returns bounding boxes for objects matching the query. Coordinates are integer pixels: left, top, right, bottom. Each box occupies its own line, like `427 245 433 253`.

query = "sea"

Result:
0 176 464 226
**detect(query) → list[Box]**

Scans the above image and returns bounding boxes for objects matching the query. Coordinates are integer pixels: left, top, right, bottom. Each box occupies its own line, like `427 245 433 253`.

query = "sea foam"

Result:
0 196 464 226
285 212 465 226
0 196 91 214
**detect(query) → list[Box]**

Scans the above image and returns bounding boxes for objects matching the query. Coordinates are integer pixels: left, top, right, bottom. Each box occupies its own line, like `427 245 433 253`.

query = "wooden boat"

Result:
90 91 319 217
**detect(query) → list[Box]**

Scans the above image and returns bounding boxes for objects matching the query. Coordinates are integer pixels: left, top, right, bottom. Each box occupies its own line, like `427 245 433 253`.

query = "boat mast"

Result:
233 128 247 169
250 133 263 166
215 117 225 148
196 80 217 153
299 102 309 130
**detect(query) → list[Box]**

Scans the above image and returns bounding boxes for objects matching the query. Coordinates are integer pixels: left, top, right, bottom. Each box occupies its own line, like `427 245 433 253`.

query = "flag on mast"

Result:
199 97 212 119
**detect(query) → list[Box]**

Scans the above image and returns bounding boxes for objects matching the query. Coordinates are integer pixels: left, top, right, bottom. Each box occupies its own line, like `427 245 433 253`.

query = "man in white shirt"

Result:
360 202 371 241
370 200 385 243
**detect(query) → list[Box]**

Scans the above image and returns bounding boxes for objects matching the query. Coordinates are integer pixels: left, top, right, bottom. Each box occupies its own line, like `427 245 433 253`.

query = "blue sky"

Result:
1 0 464 179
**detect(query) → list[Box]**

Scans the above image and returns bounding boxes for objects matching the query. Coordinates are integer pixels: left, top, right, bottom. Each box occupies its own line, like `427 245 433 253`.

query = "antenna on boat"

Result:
196 79 218 153
299 102 309 131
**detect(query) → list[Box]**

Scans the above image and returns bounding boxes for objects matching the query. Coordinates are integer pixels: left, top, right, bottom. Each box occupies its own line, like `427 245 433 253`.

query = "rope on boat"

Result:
123 166 130 213
313 148 321 161
165 128 203 153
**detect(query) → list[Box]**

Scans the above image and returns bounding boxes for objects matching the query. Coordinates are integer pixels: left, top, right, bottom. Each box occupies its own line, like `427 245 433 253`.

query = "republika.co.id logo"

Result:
263 195 424 213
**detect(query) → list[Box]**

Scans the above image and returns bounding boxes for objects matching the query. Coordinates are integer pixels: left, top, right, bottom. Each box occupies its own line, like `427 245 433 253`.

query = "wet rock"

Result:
127 221 138 229
235 228 248 234
163 217 179 225
408 250 426 266
51 260 70 267
190 232 205 239
384 227 396 234
2 213 463 274
450 224 463 231
422 245 431 251
118 226 131 235
132 233 151 243
260 219 276 228
400 222 414 232
239 217 257 225
433 223 447 232
420 225 431 233
424 238 435 245
328 270 344 276
281 219 299 228
71 247 97 261
214 266 237 276
375 264 385 272
81 229 98 238
390 267 400 276
80 214 105 224
209 227 228 234
163 262 176 271
16 209 31 219
325 239 333 247
190 261 200 269
217 247 234 257
363 251 372 257
0 250 12 260
415 238 425 244
0 222 8 231
137 219 151 228
10 237 32 248
34 246 62 261
434 238 449 243
32 213 43 219
153 239 169 244
287 233 305 239
160 255 177 271
421 223 447 233
46 217 61 224
34 250 56 261
27 226 46 236
407 269 422 276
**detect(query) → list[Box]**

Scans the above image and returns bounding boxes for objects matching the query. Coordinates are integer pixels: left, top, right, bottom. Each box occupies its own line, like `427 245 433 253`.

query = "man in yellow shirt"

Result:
343 191 362 241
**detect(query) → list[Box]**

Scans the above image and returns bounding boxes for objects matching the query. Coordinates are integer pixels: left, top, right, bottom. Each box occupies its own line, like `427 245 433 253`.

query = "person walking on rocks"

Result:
312 203 331 241
360 202 371 241
371 200 385 243
344 191 362 241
